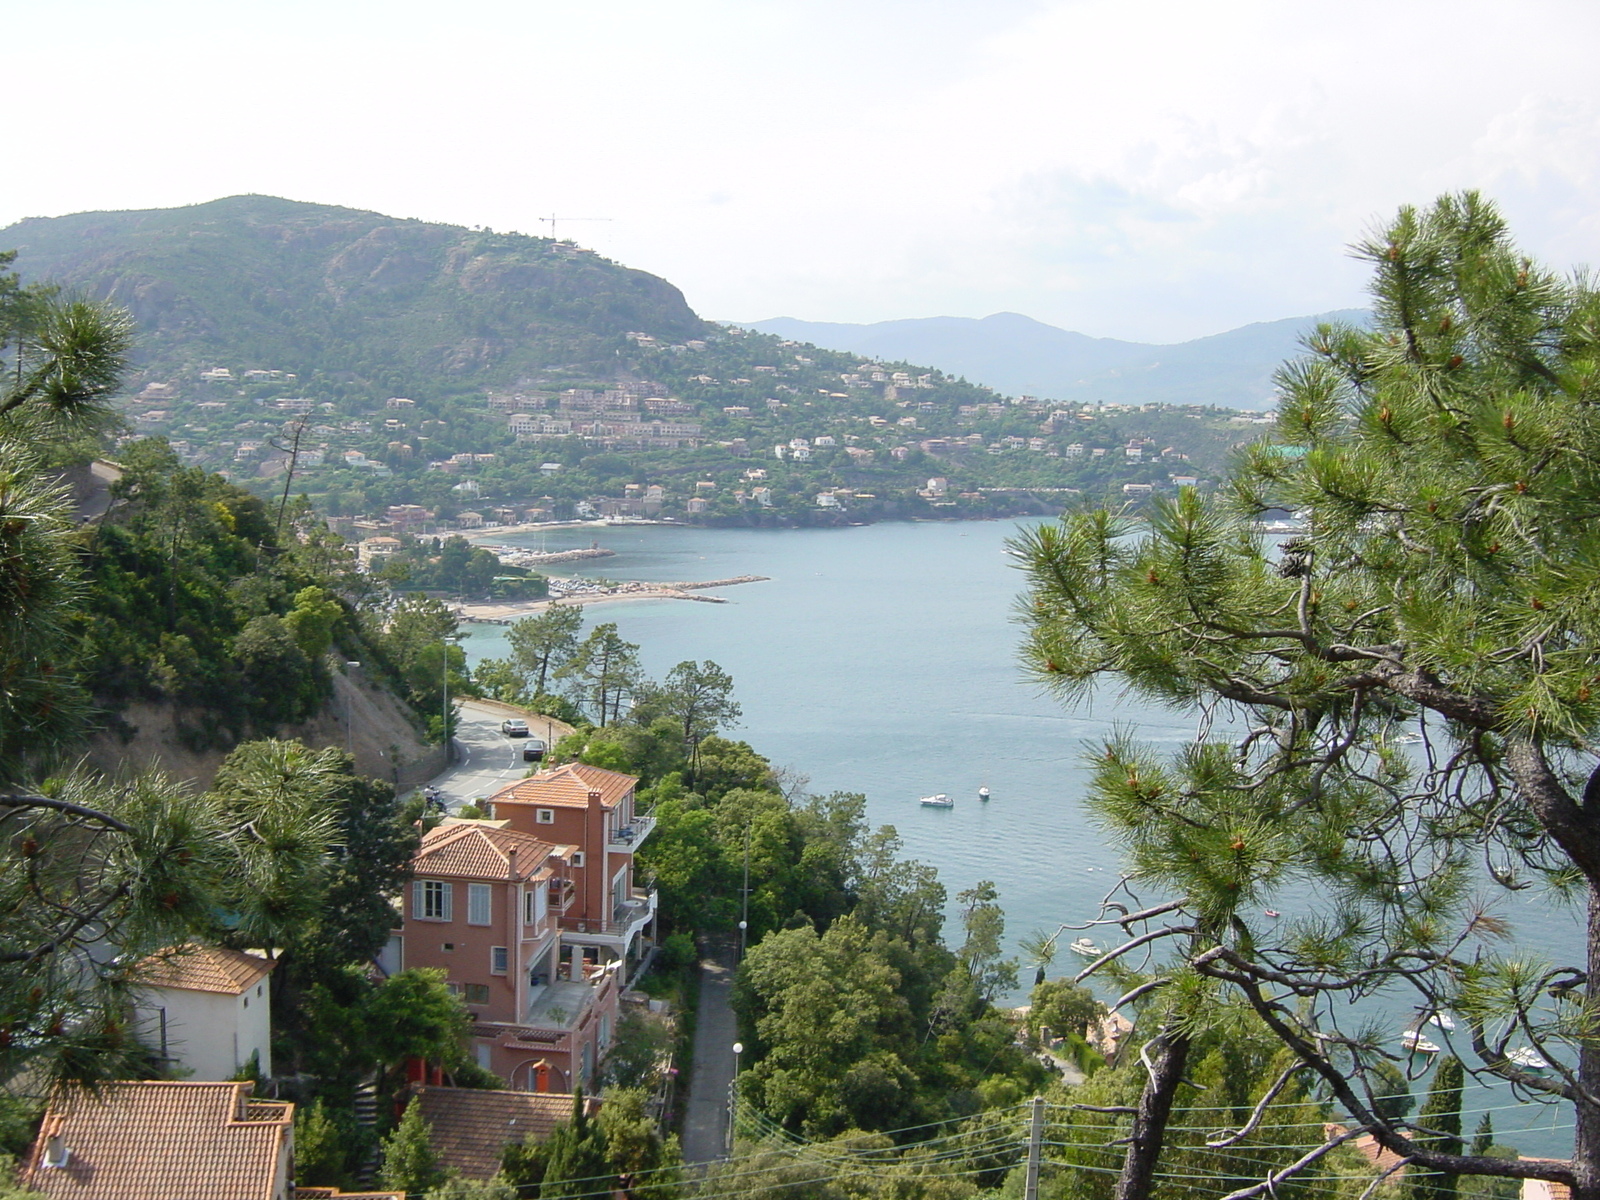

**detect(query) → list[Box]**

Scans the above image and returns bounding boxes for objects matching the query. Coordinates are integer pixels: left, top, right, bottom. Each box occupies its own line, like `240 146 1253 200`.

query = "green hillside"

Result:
2 194 708 397
2 196 1272 525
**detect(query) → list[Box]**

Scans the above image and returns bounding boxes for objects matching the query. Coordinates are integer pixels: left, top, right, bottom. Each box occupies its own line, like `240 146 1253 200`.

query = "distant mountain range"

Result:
741 310 1368 410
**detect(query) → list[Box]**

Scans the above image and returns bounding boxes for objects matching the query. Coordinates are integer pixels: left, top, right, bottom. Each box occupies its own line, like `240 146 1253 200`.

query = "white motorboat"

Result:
978 786 991 801
1402 1029 1441 1054
1070 937 1101 957
1426 1013 1457 1032
1508 1047 1551 1070
920 793 954 808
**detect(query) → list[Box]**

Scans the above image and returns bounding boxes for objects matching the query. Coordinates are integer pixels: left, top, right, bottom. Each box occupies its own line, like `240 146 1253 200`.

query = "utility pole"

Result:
1024 1095 1045 1200
738 823 750 960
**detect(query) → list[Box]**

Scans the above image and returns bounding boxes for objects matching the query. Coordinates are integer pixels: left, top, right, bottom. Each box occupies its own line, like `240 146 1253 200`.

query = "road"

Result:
681 937 740 1164
427 699 573 813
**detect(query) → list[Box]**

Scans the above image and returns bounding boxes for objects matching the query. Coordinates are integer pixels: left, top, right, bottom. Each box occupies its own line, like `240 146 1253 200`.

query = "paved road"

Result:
681 937 740 1164
426 699 571 813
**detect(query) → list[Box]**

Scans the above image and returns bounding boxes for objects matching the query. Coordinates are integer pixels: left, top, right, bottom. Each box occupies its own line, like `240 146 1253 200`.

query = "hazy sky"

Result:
7 0 1600 341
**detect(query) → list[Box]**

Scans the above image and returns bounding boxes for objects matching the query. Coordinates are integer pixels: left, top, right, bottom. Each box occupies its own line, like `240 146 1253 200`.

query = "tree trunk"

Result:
1573 887 1600 1200
1114 1026 1190 1200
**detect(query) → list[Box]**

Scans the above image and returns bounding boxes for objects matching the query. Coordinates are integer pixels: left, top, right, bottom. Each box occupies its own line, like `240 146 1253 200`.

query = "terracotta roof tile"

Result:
414 1087 589 1180
131 945 276 996
24 1082 290 1200
415 823 560 881
486 762 637 811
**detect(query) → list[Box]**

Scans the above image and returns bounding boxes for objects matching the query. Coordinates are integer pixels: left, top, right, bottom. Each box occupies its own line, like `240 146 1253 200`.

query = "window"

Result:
536 808 555 824
464 983 490 1005
468 883 491 926
414 880 452 921
491 946 508 975
570 851 585 868
442 943 455 952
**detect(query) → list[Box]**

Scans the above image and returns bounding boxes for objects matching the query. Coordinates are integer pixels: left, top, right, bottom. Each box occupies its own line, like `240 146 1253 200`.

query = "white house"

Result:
131 945 275 1080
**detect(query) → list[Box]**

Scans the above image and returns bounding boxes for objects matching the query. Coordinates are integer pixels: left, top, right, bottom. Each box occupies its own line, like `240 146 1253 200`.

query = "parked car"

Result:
522 739 547 763
501 718 529 737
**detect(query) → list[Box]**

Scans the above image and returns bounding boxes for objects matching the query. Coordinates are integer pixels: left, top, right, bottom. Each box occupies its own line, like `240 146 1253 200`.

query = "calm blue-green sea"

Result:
463 518 1581 1152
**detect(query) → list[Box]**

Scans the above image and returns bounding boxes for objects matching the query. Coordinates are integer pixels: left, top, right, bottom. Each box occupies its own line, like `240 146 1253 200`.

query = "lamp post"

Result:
739 822 750 960
727 1041 744 1156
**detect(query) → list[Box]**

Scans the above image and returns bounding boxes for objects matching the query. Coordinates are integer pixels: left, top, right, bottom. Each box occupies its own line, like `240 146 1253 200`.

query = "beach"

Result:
456 575 768 624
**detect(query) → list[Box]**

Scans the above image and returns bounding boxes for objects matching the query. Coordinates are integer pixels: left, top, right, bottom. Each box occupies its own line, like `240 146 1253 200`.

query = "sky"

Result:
7 0 1600 342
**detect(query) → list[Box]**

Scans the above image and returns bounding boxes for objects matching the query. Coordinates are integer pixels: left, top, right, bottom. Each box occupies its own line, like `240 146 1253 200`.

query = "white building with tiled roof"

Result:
131 945 276 1080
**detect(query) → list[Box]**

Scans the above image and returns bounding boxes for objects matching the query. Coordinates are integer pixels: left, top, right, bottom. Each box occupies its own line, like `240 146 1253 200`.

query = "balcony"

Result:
547 878 576 913
606 812 656 852
559 888 657 946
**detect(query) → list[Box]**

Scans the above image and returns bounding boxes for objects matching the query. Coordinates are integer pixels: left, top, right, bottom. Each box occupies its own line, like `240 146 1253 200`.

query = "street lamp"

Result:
727 1042 745 1156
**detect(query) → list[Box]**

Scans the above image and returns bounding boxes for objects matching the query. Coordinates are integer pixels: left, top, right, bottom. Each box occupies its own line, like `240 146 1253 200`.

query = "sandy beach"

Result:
456 575 768 624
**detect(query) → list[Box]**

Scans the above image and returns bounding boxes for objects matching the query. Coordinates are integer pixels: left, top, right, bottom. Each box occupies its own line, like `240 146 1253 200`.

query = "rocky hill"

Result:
2 194 709 399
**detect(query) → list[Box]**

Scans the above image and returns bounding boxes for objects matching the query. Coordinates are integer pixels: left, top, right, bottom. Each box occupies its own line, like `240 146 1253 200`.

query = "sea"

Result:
461 518 1582 1153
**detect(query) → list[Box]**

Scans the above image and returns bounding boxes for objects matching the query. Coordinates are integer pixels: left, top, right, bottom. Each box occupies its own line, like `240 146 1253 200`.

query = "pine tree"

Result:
1018 192 1600 1200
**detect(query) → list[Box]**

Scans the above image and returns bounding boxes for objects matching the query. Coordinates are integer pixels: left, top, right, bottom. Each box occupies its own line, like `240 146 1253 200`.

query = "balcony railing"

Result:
607 812 656 851
559 889 657 939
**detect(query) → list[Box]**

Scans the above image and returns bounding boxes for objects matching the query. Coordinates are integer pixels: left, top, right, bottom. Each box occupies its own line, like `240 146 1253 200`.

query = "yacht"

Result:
920 793 954 808
978 786 991 801
1508 1047 1551 1070
1402 1029 1441 1054
1070 937 1101 957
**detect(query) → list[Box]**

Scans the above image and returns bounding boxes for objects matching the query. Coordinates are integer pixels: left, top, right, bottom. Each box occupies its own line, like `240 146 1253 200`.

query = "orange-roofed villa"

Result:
394 814 629 1091
482 762 658 970
130 944 276 1080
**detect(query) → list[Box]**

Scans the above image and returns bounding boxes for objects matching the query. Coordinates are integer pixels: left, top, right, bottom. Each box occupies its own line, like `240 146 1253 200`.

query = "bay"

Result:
461 518 1582 1153
462 519 1195 965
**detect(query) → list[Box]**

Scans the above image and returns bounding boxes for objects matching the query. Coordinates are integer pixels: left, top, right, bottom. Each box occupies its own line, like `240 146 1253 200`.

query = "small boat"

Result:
1402 1029 1441 1054
1070 937 1101 957
978 786 991 801
1426 1013 1456 1032
920 794 954 808
1508 1047 1550 1070
1263 909 1281 918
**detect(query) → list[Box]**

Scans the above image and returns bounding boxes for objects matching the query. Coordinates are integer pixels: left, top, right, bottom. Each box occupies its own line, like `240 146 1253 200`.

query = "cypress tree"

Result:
380 1097 445 1196
1409 1056 1465 1200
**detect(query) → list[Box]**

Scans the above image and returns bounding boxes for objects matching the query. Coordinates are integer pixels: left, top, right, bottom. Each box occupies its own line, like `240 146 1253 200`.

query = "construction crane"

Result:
538 214 613 242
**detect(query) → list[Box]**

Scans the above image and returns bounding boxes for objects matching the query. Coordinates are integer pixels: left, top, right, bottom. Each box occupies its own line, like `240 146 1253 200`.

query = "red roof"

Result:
415 822 563 881
132 945 276 996
413 1087 590 1180
24 1082 290 1200
486 762 636 811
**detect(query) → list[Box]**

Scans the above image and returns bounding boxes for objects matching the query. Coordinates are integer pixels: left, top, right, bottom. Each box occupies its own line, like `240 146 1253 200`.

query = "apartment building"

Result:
483 763 657 982
396 820 619 1092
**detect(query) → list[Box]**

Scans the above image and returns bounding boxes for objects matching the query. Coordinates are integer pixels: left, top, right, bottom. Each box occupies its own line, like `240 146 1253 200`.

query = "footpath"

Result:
680 936 739 1165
